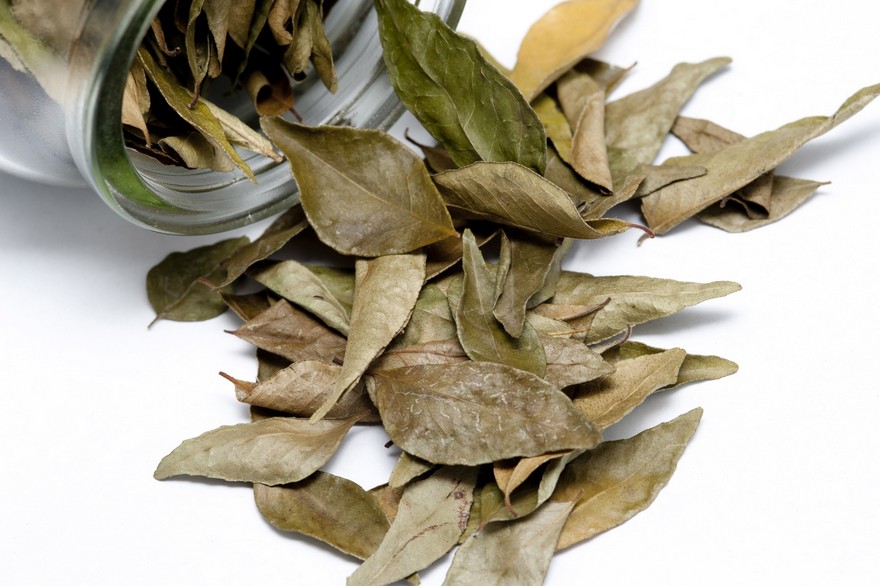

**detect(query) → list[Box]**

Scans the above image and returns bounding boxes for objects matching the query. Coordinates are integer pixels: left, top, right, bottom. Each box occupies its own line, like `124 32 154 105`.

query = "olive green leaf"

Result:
494 233 572 338
641 84 880 234
146 236 249 325
552 408 702 550
210 206 309 289
222 361 378 421
226 0 257 48
371 362 600 466
372 339 468 371
389 452 436 489
137 47 255 180
305 0 337 92
375 0 547 173
221 290 274 321
533 93 573 162
153 415 359 484
424 229 497 280
261 118 457 256
454 230 546 376
254 471 390 559
494 451 569 510
311 253 426 422
349 466 478 586
557 69 612 192
306 266 356 313
391 284 457 348
158 133 235 172
699 175 829 232
551 272 742 343
250 260 351 335
603 341 738 388
543 336 613 389
435 162 632 239
227 299 347 363
510 0 639 101
570 348 687 430
605 57 731 178
367 483 406 525
200 96 283 163
444 499 575 586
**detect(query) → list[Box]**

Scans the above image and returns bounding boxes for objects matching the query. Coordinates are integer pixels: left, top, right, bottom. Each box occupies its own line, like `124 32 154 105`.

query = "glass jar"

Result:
0 0 465 233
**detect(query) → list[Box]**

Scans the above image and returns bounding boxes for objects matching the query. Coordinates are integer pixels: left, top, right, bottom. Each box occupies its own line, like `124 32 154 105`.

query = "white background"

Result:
2 0 880 584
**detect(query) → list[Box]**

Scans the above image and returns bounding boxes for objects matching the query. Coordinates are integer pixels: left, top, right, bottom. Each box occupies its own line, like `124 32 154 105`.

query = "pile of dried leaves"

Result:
145 0 878 583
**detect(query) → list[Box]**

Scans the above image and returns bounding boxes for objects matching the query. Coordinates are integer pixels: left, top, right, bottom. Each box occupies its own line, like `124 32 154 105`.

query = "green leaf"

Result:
371 362 600 466
254 471 390 560
146 236 249 325
153 415 359 484
375 0 547 173
261 119 457 256
551 408 702 550
390 284 457 348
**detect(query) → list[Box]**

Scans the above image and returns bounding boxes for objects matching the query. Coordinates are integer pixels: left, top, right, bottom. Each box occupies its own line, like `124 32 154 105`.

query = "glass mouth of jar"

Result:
68 0 465 235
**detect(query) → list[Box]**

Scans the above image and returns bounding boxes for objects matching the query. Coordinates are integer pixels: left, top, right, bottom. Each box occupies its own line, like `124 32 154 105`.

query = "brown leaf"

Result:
227 299 347 364
371 362 600 466
603 341 738 388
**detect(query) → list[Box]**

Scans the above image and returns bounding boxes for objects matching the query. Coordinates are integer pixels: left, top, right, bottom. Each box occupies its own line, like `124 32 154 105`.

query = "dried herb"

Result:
137 0 880 583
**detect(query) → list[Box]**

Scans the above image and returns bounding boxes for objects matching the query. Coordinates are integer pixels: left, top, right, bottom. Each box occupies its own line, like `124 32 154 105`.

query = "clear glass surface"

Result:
0 0 466 233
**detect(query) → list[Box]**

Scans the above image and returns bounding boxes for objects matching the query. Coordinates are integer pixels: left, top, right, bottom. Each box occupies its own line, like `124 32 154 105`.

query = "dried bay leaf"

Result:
254 471 390 559
311 253 426 422
368 483 405 525
349 466 478 586
494 233 570 338
154 415 359 484
570 348 687 430
306 0 337 92
137 47 256 180
391 284 457 348
389 452 436 489
228 299 347 364
552 408 702 550
221 290 274 321
211 205 309 289
261 118 457 256
543 336 613 389
371 362 600 466
604 341 738 388
641 84 880 234
454 230 546 376
375 0 547 173
532 93 574 162
372 339 468 371
224 361 378 421
251 259 351 335
510 0 639 101
551 272 741 343
122 60 151 145
434 162 632 239
494 452 569 509
557 70 612 192
146 236 249 324
605 57 731 178
699 175 828 232
158 132 235 172
444 500 575 586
